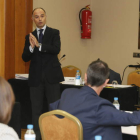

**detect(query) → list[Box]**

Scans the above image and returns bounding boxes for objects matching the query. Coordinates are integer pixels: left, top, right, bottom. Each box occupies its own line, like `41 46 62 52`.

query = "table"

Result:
8 78 139 129
121 111 137 140
122 126 137 140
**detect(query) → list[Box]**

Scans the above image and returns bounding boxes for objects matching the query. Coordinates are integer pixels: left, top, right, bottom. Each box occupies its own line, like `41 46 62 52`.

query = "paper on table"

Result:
60 77 76 85
15 74 29 80
106 84 132 88
121 111 137 136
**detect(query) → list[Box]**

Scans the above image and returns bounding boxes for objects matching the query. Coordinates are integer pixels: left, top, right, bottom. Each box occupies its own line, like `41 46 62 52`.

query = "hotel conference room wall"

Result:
33 0 139 84
0 0 138 83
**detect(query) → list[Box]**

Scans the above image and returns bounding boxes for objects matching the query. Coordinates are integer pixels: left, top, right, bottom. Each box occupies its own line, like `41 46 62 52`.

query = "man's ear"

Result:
104 79 109 86
84 73 87 83
31 17 34 21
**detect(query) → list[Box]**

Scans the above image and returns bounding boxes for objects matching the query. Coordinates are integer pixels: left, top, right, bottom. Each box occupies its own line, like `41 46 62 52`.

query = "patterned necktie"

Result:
39 29 44 43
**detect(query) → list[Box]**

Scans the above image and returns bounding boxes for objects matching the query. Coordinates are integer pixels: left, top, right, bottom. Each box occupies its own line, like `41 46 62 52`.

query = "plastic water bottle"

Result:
24 124 36 140
113 97 120 110
95 135 102 140
75 70 81 85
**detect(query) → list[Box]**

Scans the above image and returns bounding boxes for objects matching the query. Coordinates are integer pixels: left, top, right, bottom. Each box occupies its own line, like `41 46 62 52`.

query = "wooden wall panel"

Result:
15 0 26 74
0 0 5 78
15 0 33 74
25 0 33 73
0 0 33 79
5 0 15 79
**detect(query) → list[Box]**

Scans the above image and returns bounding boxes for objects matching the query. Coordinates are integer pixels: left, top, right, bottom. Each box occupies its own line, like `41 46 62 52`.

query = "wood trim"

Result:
25 0 33 73
15 0 26 74
15 0 33 74
0 0 5 78
0 0 33 79
5 0 15 79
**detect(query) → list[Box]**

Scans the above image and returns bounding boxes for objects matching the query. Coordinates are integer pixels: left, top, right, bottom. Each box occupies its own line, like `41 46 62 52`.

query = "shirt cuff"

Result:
29 46 34 53
39 44 42 51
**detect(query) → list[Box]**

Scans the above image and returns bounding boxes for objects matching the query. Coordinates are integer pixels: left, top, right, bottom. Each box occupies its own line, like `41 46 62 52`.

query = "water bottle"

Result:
75 70 81 85
95 135 102 140
24 124 36 140
113 97 120 110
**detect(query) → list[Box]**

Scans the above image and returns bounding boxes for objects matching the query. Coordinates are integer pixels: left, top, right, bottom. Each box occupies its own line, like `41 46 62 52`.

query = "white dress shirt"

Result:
29 25 47 53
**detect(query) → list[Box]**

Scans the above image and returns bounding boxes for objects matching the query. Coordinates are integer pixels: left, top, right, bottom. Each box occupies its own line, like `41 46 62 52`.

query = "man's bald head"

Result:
32 7 46 15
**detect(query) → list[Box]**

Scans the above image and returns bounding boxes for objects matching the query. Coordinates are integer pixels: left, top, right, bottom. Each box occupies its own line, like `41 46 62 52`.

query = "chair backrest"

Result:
62 65 82 77
137 125 140 140
127 70 140 87
39 110 83 140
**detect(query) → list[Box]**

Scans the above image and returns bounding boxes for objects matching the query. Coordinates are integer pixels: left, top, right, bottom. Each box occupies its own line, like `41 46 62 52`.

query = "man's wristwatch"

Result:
38 43 42 47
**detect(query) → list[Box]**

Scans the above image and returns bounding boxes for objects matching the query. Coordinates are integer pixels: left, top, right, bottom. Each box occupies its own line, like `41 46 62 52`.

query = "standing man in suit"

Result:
50 60 140 140
22 7 64 140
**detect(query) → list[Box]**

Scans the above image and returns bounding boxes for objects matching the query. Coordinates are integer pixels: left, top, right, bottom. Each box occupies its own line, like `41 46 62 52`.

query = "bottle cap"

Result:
27 124 33 129
95 135 102 140
114 97 118 100
77 70 79 72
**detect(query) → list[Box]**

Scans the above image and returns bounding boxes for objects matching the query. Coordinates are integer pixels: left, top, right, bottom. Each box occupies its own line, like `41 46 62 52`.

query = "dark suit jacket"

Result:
22 26 64 87
50 86 140 140
108 69 121 84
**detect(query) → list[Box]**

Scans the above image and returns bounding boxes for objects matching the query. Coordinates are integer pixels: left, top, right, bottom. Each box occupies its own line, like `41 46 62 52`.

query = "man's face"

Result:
32 9 46 29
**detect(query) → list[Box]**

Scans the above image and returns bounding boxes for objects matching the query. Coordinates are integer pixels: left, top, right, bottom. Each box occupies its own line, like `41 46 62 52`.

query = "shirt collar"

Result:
36 25 47 32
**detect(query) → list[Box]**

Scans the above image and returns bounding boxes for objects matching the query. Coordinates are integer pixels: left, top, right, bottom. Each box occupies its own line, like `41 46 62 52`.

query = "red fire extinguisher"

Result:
79 5 92 39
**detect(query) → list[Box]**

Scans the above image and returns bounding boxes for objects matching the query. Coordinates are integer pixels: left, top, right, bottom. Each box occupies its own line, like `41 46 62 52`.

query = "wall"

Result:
33 0 139 84
90 0 139 84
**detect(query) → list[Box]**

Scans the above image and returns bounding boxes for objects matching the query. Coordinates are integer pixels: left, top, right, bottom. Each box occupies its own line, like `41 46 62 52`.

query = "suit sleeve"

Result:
49 100 60 111
22 35 33 62
117 74 122 84
96 101 140 126
41 30 61 54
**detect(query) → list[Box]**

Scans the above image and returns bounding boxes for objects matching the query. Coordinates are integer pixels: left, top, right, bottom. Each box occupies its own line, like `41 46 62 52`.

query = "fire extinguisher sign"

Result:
88 16 92 24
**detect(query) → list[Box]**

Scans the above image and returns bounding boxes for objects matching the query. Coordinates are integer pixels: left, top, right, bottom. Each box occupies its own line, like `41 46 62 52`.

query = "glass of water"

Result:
112 80 118 88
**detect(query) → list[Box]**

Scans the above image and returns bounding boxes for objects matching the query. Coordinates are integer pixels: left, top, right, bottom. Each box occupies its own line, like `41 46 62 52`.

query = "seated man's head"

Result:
0 77 15 124
85 60 110 89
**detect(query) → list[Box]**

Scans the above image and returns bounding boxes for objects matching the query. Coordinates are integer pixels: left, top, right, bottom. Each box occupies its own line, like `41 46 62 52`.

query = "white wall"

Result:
33 0 139 84
90 0 139 84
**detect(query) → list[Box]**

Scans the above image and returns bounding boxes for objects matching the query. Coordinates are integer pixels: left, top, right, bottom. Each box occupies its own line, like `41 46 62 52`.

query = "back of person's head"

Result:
0 77 15 124
87 60 110 87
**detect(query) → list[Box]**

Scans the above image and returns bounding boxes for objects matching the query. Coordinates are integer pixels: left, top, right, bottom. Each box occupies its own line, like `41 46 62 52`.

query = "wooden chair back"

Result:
127 70 140 87
39 110 83 140
137 125 140 140
62 65 81 77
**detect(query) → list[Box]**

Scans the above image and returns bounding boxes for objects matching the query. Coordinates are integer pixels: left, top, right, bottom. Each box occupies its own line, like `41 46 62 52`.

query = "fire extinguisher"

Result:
79 5 92 39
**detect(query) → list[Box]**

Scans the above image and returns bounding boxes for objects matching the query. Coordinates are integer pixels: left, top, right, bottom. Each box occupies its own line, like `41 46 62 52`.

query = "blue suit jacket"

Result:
50 86 140 140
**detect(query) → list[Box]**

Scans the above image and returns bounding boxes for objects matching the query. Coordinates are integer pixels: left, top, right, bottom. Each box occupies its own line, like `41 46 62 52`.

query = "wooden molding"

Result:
0 0 33 79
5 0 15 79
0 0 5 78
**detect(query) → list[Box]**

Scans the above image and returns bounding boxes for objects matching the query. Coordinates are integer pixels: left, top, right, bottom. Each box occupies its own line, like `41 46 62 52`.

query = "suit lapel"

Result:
32 30 38 52
32 30 38 41
42 26 51 43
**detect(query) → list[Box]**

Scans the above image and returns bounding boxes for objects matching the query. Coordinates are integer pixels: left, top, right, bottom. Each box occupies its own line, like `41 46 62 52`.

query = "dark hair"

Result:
32 7 46 15
0 77 15 124
87 60 110 87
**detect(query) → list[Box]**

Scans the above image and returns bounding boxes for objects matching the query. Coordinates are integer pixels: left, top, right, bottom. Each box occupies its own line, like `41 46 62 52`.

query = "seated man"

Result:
108 69 122 84
50 60 140 140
